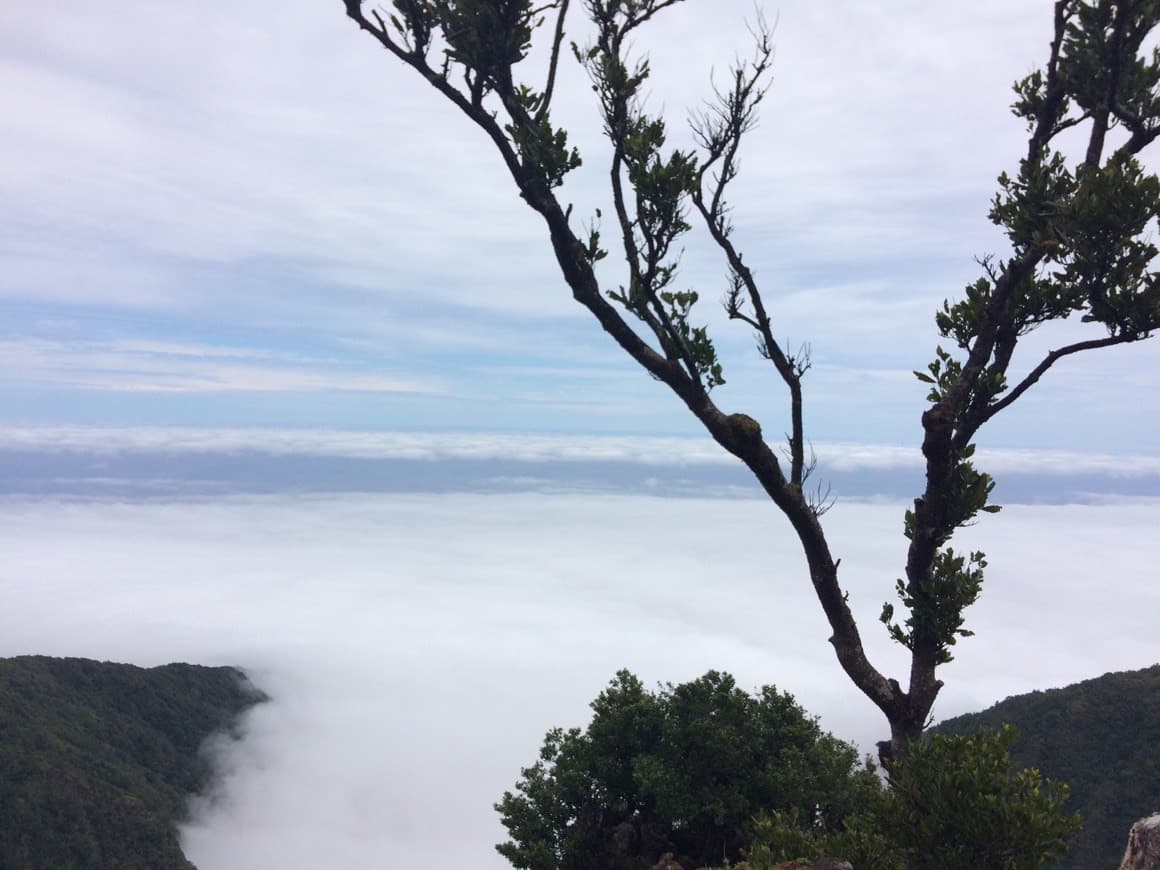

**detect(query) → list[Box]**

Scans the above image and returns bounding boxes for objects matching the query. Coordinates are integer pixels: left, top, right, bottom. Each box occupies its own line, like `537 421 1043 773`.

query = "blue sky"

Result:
3 0 1158 449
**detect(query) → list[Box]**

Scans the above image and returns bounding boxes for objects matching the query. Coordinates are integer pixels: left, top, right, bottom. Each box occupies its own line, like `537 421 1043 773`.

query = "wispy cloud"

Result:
0 340 441 394
0 0 1072 322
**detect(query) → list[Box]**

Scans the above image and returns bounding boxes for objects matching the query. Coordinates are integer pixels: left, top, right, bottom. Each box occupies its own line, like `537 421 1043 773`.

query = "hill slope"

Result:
0 655 265 869
933 663 1160 869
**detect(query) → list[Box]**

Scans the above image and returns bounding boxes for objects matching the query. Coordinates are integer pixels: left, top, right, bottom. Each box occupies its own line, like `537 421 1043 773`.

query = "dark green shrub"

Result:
495 670 881 870
879 725 1080 869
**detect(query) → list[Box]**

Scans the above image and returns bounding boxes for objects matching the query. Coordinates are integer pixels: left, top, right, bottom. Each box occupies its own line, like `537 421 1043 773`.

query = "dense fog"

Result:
2 486 1155 868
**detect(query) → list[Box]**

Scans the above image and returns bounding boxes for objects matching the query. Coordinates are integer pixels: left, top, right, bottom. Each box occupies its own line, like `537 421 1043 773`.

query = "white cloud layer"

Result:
0 492 1156 868
2 424 1159 478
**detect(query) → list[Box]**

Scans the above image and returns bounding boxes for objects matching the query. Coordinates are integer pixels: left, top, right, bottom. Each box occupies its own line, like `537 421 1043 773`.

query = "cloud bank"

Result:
0 492 1155 868
2 424 1159 479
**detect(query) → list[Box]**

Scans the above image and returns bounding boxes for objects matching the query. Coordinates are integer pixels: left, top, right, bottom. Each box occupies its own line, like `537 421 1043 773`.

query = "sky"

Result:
2 0 1158 447
3 2 1159 868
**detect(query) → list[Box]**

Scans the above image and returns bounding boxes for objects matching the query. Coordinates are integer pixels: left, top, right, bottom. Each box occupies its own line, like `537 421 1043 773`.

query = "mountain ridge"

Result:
932 663 1160 869
0 655 264 869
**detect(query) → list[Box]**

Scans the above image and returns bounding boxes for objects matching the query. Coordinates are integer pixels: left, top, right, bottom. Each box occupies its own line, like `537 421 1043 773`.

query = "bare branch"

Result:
536 0 571 122
617 0 686 34
1052 109 1092 136
983 332 1144 421
1114 123 1160 162
1024 1 1077 162
1083 0 1132 167
691 14 774 227
685 14 810 482
809 480 836 519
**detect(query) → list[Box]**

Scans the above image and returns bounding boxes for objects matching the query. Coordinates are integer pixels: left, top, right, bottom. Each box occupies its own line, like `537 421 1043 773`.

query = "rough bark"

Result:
1122 814 1160 870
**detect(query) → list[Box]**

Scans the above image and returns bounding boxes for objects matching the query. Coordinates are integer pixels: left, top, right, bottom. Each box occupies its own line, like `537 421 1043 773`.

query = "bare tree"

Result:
338 0 1160 763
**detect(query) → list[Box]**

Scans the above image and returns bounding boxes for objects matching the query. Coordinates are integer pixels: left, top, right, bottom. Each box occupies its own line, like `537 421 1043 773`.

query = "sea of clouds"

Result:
4 424 1160 503
1 428 1157 868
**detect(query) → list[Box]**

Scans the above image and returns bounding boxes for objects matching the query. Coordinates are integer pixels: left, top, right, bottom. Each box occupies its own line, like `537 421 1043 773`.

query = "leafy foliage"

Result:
744 807 903 870
934 663 1160 869
878 726 1079 870
880 546 986 665
745 727 1083 870
496 672 1091 870
495 670 881 870
0 655 264 870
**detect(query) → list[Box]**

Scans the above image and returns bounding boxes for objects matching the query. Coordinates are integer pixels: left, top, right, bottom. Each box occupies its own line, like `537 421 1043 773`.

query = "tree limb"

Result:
536 0 571 122
982 332 1143 420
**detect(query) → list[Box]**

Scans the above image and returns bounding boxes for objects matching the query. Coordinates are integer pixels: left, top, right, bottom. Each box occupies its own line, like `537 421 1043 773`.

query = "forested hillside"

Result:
933 664 1160 869
0 655 264 869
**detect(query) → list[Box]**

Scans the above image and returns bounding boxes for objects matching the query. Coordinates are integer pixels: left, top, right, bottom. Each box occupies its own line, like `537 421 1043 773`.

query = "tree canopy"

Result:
495 670 883 869
0 655 264 870
496 672 1082 869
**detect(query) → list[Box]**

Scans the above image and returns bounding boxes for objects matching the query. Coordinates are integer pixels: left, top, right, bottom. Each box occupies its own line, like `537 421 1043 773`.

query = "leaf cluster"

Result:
879 726 1079 869
934 663 1160 869
495 670 881 870
434 0 538 80
887 442 998 665
880 547 987 666
577 1 728 390
745 807 903 870
371 1 584 190
505 103 582 188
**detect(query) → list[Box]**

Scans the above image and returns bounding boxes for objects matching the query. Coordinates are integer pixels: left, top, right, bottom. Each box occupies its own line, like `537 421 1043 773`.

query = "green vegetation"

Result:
744 726 1078 870
495 670 882 869
934 664 1160 869
879 727 1078 869
498 671 1083 869
0 655 264 870
744 807 903 870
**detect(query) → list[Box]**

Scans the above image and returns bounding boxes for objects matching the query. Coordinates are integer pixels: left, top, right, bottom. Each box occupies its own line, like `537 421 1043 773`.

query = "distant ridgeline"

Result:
932 664 1160 869
0 655 265 870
